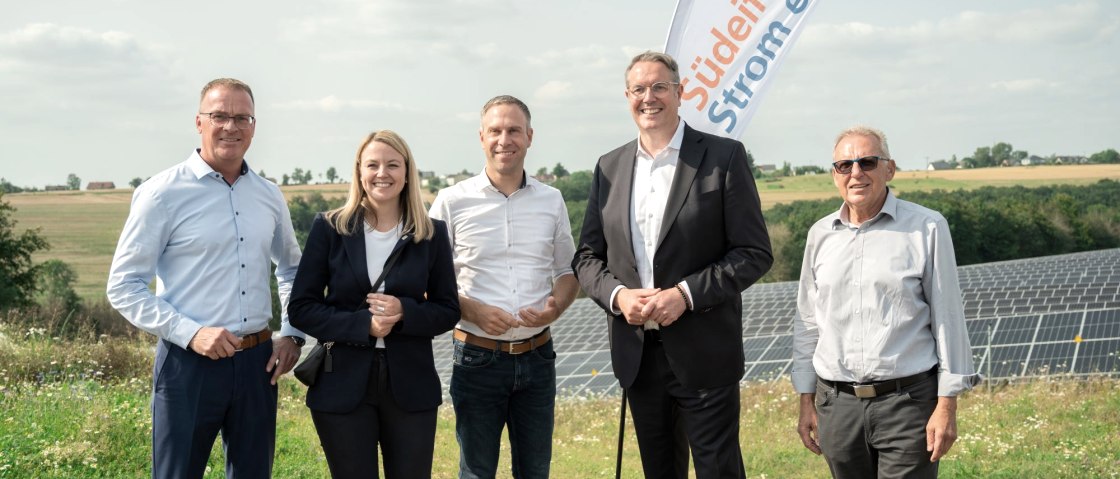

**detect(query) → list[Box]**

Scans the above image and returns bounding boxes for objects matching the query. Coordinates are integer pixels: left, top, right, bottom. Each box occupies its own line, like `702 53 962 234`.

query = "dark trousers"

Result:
450 338 557 479
310 349 437 479
627 334 746 479
151 338 277 479
816 374 939 479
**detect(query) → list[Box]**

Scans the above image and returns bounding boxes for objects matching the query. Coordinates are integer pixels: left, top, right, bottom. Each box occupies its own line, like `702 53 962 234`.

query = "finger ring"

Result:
377 306 385 313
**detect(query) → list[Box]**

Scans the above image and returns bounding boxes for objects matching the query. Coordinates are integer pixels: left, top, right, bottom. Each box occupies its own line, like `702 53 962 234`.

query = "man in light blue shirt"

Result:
793 126 980 478
107 78 304 479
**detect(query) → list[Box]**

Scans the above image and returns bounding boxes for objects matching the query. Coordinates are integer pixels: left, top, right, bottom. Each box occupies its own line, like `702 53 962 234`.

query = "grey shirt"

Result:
792 190 981 396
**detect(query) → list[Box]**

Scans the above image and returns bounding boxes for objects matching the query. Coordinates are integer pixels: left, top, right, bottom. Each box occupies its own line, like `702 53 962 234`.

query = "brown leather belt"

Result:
237 329 273 351
820 367 938 399
453 328 551 355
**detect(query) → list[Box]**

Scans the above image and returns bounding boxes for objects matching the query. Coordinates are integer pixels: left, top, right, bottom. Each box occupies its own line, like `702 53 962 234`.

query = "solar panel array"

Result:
417 248 1120 397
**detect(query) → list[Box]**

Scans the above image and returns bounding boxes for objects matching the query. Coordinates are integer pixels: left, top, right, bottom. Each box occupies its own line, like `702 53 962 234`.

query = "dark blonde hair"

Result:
325 130 432 241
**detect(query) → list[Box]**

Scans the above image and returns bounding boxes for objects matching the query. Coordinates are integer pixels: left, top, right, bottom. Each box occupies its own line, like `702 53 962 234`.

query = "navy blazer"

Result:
573 125 773 390
290 213 459 413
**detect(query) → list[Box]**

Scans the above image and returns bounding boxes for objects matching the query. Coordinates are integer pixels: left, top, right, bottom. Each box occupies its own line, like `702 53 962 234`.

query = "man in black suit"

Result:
573 51 772 479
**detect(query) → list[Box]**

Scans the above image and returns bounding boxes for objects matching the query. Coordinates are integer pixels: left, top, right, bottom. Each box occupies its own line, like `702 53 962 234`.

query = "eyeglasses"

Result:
627 81 679 98
200 112 256 129
832 156 889 175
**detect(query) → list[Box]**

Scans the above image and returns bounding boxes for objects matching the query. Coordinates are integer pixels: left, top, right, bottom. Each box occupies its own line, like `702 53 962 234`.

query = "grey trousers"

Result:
815 374 939 479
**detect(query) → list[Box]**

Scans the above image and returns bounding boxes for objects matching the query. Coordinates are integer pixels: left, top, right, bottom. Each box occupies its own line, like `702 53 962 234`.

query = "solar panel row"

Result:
416 248 1120 397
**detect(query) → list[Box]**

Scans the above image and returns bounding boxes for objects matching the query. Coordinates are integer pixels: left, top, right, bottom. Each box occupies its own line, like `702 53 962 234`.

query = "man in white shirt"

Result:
792 126 981 478
429 95 579 479
107 78 304 479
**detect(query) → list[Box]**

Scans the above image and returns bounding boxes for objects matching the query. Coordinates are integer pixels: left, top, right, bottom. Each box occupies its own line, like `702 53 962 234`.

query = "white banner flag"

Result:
665 0 820 139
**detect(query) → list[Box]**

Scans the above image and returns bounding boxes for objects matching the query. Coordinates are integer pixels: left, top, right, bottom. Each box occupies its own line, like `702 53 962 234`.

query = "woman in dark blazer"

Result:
289 130 459 479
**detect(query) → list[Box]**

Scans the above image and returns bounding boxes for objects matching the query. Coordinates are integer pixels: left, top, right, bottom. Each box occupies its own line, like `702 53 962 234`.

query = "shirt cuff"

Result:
791 371 818 394
278 322 305 340
937 372 983 397
169 318 205 351
677 281 694 310
608 285 625 315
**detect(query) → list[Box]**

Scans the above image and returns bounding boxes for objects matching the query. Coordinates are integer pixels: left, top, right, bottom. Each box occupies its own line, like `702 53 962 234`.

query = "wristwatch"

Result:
286 336 306 347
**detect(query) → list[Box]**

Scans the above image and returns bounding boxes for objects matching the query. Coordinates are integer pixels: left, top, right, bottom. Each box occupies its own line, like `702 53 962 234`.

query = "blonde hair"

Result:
325 130 433 242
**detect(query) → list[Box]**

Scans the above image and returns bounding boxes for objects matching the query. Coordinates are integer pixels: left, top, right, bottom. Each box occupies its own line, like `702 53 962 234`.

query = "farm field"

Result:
6 164 1120 299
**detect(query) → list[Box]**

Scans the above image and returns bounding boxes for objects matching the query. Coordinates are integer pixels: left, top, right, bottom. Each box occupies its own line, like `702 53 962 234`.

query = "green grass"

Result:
2 331 1119 478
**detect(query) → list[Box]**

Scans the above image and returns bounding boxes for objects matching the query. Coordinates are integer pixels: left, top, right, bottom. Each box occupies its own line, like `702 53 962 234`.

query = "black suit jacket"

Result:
573 124 773 390
290 213 459 413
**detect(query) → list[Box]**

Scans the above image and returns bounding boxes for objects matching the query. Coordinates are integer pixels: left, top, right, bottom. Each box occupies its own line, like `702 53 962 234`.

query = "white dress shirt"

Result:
792 190 981 397
609 119 694 326
429 172 576 341
107 150 303 349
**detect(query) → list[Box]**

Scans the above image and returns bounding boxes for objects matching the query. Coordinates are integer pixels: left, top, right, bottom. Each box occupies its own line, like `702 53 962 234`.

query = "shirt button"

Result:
240 237 244 241
241 264 245 268
243 318 247 322
242 291 246 295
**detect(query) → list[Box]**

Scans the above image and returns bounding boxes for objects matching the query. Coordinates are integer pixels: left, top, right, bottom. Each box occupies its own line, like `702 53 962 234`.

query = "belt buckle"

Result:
852 384 877 398
507 340 528 355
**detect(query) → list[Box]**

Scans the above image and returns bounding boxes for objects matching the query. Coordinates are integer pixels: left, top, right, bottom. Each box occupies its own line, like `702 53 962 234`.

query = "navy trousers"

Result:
151 338 277 479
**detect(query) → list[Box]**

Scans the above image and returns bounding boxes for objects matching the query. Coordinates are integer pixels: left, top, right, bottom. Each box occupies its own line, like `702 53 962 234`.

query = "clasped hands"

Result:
187 326 301 385
367 293 403 338
616 287 687 326
470 296 562 336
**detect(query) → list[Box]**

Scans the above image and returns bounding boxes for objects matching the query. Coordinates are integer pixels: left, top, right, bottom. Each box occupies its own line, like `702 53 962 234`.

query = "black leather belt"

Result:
820 367 938 399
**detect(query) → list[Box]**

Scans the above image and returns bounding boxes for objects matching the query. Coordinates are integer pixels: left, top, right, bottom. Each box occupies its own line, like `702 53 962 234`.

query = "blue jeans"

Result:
451 337 557 479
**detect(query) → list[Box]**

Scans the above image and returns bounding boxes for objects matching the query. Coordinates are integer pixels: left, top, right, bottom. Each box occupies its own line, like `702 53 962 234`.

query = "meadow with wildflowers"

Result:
2 320 1119 478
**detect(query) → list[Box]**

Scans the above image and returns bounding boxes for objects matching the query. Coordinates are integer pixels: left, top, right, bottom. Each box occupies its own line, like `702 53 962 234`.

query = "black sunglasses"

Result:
832 156 889 174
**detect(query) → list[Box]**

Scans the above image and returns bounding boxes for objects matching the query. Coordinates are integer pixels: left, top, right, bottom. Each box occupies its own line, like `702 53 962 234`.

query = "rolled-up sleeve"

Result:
926 218 982 396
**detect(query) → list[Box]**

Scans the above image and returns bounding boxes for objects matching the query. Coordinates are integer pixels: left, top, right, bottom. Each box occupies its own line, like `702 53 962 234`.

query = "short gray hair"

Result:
834 125 891 158
625 51 681 84
200 78 254 105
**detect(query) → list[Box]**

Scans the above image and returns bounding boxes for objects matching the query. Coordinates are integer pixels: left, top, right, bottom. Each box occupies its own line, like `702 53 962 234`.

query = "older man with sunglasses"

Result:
791 126 981 478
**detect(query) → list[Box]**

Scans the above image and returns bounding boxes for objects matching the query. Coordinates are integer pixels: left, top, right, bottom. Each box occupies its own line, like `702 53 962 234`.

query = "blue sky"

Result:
1 1 1117 187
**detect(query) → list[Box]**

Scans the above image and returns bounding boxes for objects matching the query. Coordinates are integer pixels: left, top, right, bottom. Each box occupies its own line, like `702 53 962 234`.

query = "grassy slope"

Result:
6 164 1120 300
1 372 1117 478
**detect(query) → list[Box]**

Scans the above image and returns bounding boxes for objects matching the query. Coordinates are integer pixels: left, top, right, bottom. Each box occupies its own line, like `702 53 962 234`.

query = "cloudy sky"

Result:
2 1 1117 188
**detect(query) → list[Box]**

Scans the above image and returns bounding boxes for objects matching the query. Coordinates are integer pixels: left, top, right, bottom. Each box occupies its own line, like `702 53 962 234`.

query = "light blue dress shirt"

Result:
107 150 303 349
792 190 981 397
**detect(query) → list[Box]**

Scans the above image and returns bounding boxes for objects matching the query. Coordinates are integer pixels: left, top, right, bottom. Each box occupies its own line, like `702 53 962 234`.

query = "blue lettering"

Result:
786 0 808 14
707 101 738 134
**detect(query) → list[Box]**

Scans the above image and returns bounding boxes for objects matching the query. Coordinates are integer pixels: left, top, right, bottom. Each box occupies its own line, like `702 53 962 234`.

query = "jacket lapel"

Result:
342 216 372 293
657 125 703 249
613 140 640 275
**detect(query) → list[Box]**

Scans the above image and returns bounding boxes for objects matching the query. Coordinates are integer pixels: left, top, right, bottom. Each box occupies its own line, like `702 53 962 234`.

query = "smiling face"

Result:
196 86 255 168
626 60 682 136
359 140 407 212
480 103 533 178
832 133 895 222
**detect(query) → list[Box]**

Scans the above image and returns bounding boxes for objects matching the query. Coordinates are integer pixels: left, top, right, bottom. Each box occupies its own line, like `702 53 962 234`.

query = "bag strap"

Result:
371 232 411 293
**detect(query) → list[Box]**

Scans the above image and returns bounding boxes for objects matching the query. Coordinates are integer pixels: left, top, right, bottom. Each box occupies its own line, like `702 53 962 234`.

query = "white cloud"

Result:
988 78 1060 93
533 80 573 103
273 95 411 113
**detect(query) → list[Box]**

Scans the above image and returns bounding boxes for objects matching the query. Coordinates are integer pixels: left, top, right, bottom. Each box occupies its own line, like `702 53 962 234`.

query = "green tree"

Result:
551 163 570 178
794 165 826 176
129 177 143 188
1089 148 1120 164
66 173 81 191
992 142 1014 166
291 168 306 185
36 259 81 315
0 192 50 309
745 150 759 177
1 178 24 194
282 173 291 186
536 167 548 177
326 167 338 184
552 170 592 202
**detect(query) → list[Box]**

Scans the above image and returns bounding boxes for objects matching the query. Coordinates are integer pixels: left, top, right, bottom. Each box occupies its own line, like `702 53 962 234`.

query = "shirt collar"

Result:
188 149 250 180
636 118 686 160
833 187 898 228
474 169 530 193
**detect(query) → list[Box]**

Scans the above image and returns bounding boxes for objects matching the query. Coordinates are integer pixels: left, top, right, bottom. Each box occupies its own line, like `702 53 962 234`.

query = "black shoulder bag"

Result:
294 233 411 386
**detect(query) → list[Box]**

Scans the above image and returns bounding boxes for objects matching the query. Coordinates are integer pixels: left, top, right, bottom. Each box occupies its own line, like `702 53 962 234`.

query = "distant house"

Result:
45 185 69 191
86 181 116 190
445 173 474 186
757 164 776 173
533 173 556 184
1022 155 1045 166
1000 159 1020 167
928 160 953 171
